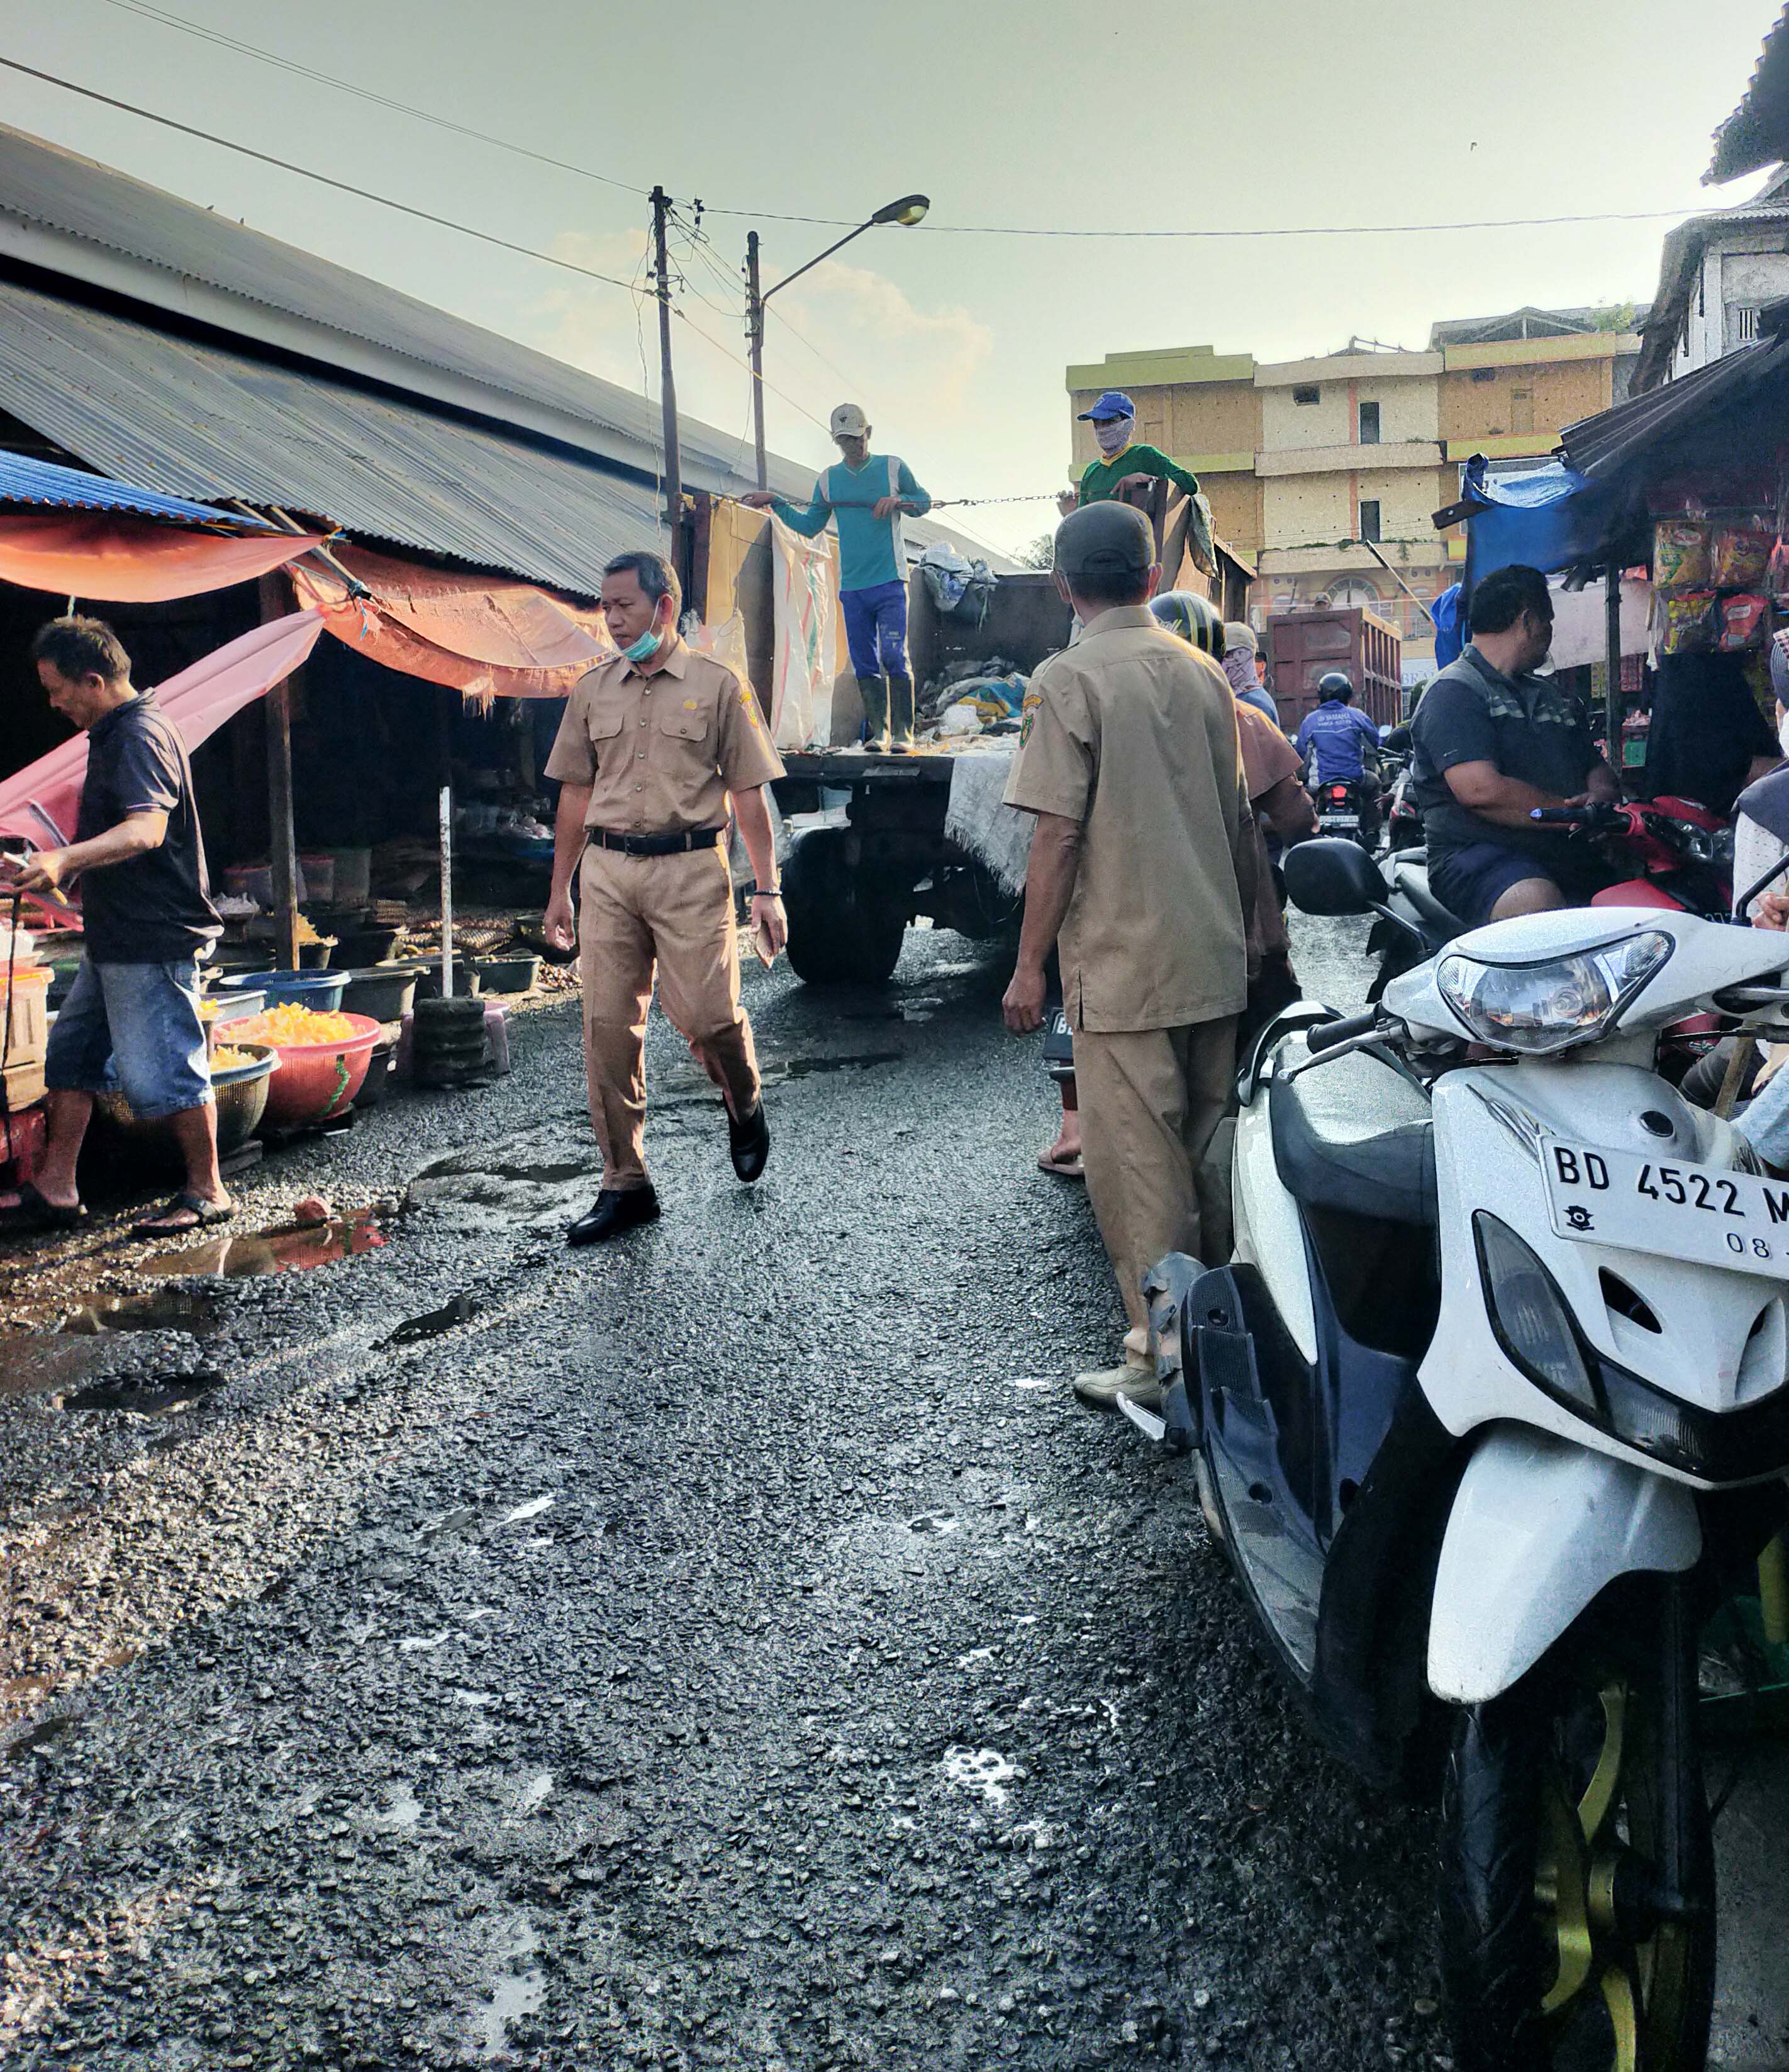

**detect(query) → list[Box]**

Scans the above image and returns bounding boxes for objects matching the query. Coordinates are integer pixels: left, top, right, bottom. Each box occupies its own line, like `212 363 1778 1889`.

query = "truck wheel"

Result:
782 830 906 987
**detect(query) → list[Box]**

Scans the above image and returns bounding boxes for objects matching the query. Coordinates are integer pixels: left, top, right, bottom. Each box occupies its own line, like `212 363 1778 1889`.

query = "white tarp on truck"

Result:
768 512 835 752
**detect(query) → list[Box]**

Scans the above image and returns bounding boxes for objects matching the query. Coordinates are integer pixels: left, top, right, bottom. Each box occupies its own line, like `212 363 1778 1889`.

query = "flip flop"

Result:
1037 1148 1084 1180
0 1181 88 1234
131 1191 235 1241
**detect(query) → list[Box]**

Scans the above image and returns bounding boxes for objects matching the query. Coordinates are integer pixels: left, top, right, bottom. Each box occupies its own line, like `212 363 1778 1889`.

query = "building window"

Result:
1293 383 1320 405
1471 367 1498 384
1736 305 1760 343
1359 500 1382 543
1358 400 1381 444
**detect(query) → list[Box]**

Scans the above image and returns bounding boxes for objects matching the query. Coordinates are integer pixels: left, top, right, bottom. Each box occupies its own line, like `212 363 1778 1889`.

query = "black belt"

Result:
588 824 725 857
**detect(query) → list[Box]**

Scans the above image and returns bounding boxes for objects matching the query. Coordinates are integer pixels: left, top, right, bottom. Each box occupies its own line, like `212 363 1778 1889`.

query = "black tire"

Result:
1438 1579 1715 2072
781 829 906 987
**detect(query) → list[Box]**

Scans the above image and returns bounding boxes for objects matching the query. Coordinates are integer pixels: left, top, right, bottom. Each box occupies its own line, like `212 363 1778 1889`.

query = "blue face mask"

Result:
621 623 663 664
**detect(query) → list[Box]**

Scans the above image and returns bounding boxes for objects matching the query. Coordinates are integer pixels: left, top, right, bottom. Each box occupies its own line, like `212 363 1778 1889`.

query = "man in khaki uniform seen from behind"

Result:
543 550 788 1244
1002 503 1250 1410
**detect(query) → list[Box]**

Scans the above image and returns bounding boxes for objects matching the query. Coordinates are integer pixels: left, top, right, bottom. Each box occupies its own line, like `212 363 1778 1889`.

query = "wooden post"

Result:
747 229 768 494
1605 560 1624 784
438 783 455 1001
257 572 301 972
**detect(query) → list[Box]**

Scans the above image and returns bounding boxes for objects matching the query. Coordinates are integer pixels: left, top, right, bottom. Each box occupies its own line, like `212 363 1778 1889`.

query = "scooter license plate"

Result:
1322 813 1360 829
1541 1137 1789 1277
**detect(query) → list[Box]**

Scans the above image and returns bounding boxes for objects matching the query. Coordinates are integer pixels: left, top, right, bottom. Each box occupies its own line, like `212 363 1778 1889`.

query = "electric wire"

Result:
20 30 1698 244
0 57 646 294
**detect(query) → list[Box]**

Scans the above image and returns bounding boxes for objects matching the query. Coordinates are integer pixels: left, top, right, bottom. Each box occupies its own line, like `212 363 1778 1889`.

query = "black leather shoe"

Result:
728 1100 771 1184
567 1185 660 1245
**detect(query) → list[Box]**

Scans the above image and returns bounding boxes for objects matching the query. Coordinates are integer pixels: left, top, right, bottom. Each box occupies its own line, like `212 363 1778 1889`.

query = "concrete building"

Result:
1067 308 1644 664
1633 173 1789 392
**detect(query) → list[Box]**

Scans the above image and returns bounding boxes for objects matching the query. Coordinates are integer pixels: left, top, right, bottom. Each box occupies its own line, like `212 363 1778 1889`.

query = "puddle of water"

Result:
1007 1375 1051 1391
501 1495 554 1525
768 1051 903 1082
64 1369 225 1417
908 1512 959 1536
477 1966 545 2061
384 1294 477 1346
371 1784 422 1832
61 1286 221 1337
942 1746 1015 1808
6 1715 72 1761
0 1335 117 1402
140 1208 387 1282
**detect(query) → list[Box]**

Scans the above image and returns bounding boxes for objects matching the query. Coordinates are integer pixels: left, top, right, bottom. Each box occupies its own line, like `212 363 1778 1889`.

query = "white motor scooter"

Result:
1139 838 1789 2072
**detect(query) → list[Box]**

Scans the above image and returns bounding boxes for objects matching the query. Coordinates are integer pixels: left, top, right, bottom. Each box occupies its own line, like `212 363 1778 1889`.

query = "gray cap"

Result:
1054 500 1152 582
1223 621 1257 656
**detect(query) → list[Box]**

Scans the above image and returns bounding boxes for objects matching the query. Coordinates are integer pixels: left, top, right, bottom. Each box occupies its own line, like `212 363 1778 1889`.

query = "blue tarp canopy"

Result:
0 449 269 528
1457 455 1608 588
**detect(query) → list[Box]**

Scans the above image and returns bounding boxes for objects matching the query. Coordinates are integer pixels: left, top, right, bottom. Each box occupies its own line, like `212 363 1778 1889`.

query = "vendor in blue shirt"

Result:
743 403 931 753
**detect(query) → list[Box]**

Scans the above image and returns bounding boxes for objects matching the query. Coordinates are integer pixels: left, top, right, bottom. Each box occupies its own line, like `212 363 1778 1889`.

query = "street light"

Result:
745 194 930 491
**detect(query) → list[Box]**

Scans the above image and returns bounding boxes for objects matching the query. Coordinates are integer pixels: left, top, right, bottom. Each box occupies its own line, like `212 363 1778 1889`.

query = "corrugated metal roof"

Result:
0 447 269 526
0 279 660 593
1709 6 1789 183
1558 320 1789 481
0 120 769 491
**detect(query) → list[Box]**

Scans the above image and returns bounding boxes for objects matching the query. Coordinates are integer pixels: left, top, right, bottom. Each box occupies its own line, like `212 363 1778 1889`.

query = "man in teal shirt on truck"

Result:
744 403 932 753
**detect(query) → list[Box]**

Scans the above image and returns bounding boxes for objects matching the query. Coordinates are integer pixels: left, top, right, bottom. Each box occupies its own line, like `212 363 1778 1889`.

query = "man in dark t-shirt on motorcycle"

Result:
1409 562 1620 925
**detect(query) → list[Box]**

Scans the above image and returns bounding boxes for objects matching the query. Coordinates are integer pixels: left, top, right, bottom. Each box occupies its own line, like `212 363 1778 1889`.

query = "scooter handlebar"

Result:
1307 1009 1379 1054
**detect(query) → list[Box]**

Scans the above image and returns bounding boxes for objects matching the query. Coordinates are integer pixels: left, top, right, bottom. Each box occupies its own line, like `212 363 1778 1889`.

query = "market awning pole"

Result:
1605 560 1623 781
438 783 454 1001
258 571 300 972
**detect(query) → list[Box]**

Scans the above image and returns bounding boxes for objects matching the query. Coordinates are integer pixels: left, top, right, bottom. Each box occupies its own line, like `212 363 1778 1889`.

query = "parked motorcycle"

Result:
1135 840 1789 2070
1382 757 1423 854
1313 775 1379 851
1355 797 1735 1009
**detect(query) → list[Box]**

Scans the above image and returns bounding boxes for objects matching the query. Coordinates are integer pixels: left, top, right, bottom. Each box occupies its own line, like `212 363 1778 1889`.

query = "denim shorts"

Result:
43 957 213 1120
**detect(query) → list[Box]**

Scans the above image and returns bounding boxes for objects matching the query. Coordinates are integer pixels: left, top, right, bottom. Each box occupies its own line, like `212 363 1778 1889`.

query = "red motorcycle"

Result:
1530 796 1735 1075
1529 795 1733 916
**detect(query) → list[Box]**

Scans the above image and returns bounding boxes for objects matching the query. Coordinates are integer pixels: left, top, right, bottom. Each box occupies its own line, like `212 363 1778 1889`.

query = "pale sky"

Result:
0 0 1780 556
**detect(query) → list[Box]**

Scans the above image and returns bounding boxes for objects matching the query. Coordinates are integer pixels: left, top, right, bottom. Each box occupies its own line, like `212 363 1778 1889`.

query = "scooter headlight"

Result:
1474 1213 1599 1408
1437 931 1671 1056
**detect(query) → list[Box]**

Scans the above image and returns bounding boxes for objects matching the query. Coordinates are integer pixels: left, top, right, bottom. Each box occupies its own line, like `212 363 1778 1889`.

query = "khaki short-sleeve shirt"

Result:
1004 604 1248 1033
543 640 784 833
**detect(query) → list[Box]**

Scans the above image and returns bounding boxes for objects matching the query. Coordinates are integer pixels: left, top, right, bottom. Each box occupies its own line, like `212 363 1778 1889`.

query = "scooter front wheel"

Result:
1436 1578 1715 2072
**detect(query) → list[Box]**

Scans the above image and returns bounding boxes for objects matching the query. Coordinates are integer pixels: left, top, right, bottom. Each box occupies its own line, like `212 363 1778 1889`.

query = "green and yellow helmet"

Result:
1149 589 1226 657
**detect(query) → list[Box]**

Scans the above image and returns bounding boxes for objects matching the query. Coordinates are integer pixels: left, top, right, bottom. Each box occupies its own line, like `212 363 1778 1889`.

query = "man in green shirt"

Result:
1059 389 1201 513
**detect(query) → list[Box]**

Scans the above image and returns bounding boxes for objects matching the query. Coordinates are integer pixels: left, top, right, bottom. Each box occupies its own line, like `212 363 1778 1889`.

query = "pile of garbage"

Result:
918 654 1028 743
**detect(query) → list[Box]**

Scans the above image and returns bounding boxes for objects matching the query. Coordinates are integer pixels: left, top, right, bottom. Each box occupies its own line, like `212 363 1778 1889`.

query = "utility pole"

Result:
746 229 768 493
649 186 683 542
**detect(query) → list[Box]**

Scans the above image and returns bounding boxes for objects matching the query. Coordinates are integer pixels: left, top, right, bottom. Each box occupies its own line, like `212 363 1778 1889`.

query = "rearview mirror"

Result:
1283 837 1390 917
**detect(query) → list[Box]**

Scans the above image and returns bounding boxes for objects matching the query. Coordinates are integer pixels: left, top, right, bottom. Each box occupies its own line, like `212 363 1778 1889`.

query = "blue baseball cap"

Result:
1076 389 1135 423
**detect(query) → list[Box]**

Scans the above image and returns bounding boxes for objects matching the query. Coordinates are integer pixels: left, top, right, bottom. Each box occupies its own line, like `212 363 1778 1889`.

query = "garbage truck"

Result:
768 571 1073 986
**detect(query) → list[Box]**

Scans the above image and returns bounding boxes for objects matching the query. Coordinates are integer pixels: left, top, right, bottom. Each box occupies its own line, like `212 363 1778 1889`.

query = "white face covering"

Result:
1095 416 1134 458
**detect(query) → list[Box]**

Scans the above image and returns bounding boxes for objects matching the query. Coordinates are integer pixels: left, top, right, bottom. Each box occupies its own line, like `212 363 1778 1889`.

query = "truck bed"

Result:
777 744 1014 788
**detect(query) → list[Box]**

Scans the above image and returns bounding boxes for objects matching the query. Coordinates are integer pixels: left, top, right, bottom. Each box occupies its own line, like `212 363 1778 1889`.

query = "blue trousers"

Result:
840 581 909 680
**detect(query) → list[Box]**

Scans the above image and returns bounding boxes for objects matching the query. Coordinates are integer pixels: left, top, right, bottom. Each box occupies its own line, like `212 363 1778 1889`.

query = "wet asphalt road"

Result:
0 917 1552 2068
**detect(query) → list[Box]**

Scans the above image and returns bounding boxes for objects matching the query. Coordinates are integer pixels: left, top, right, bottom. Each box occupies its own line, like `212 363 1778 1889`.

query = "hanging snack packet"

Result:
1653 518 1710 589
1659 589 1719 654
1718 593 1770 651
1710 519 1774 589
1765 538 1789 602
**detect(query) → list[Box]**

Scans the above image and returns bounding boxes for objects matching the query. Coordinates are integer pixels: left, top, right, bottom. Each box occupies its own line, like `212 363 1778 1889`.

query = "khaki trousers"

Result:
579 844 761 1189
1075 1017 1238 1335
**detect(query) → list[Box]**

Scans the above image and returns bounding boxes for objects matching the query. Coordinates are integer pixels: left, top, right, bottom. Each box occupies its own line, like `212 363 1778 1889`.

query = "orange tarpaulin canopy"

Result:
293 545 614 699
0 511 327 603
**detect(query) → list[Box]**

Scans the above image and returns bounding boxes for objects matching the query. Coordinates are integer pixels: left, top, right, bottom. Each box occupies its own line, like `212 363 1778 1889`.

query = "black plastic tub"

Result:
472 953 540 994
337 966 418 1024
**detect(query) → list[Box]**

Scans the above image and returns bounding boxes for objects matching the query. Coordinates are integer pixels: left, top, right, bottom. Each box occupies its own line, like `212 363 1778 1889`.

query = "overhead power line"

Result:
0 57 646 294
89 0 647 198
26 19 1698 243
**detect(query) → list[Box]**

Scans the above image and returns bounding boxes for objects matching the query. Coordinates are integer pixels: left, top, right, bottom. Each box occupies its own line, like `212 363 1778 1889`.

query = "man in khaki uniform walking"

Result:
543 550 788 1244
1002 503 1250 1409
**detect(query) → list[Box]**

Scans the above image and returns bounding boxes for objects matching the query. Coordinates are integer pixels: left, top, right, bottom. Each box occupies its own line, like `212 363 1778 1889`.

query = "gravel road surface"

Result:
0 913 1779 2070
